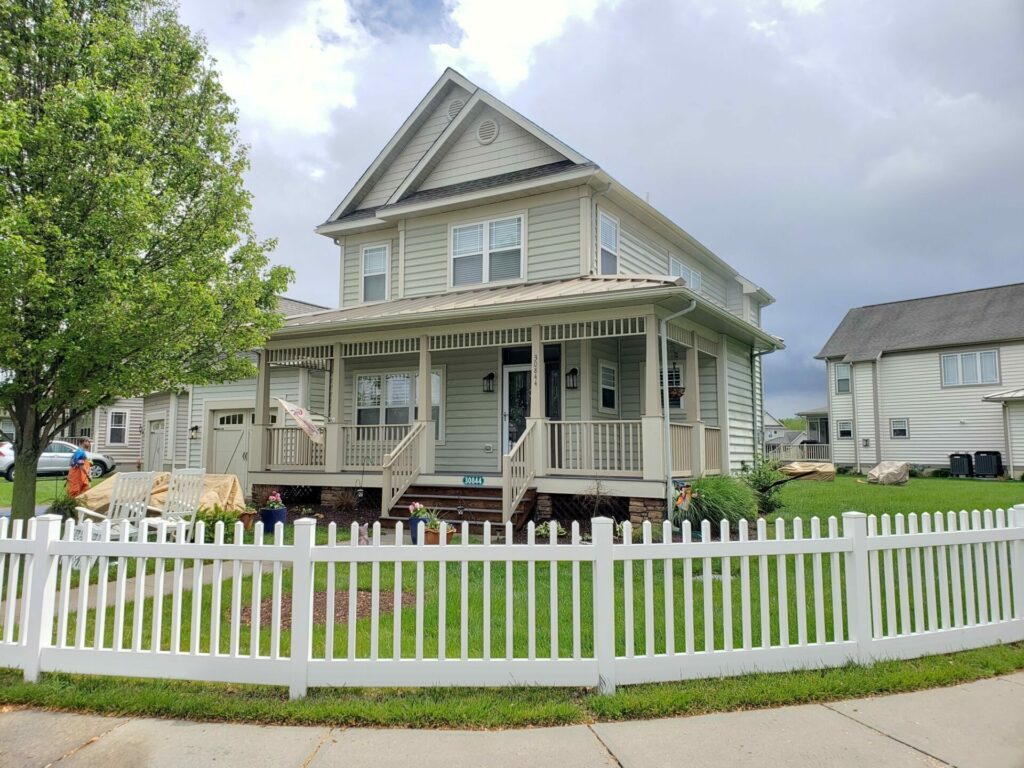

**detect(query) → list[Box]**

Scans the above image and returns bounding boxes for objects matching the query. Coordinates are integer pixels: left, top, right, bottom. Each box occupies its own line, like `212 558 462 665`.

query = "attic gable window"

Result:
451 215 522 287
362 244 389 302
670 257 702 293
599 212 618 275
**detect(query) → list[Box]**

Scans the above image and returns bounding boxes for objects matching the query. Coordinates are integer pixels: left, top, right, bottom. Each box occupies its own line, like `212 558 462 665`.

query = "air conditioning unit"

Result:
973 451 1003 478
949 453 973 477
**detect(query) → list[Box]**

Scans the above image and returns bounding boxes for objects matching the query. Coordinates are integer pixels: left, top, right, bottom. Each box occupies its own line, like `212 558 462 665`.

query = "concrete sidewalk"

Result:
2 673 1023 767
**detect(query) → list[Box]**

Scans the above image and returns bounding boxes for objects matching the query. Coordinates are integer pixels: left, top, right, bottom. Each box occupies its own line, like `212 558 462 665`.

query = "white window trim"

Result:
598 358 619 415
447 212 526 289
890 418 909 439
670 256 702 293
107 408 129 446
835 362 851 394
360 242 390 304
597 210 619 276
836 420 853 440
940 349 1000 387
354 367 446 443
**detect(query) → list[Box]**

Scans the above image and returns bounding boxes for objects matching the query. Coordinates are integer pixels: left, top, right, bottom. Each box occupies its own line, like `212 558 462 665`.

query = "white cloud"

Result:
780 0 825 13
430 0 618 90
212 1 372 136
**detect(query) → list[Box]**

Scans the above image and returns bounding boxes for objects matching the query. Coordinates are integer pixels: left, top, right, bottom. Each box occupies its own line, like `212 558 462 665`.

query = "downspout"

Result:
750 347 774 460
661 300 698 513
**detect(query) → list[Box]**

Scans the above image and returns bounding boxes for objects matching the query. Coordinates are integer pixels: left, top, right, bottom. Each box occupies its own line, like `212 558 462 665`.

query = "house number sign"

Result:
462 475 485 486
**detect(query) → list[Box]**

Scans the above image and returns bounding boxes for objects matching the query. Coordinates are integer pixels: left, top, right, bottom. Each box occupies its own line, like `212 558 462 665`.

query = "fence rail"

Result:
2 505 1023 698
544 420 643 476
765 443 831 462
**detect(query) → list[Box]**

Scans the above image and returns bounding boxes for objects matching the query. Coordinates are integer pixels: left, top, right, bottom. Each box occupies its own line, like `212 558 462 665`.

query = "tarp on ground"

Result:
866 461 910 485
76 472 246 515
779 461 836 481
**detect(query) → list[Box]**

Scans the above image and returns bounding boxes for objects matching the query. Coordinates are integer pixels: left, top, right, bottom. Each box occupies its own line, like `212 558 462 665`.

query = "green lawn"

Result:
0 476 66 508
2 474 1023 728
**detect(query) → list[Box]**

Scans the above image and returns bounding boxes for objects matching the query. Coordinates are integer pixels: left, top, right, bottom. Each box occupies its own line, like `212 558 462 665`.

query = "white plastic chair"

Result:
158 468 205 540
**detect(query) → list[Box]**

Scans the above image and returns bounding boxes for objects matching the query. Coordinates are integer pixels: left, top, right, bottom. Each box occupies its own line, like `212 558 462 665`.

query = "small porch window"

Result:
599 212 618 275
356 370 444 438
362 244 389 303
599 359 618 414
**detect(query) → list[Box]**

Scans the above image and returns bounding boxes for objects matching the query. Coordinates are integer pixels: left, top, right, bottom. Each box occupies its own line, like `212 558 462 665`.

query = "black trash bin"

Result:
973 451 1004 478
949 453 973 477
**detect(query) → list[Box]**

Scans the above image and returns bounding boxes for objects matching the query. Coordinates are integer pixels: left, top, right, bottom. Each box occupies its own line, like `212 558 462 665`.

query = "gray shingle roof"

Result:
277 296 330 317
389 160 586 207
816 283 1024 360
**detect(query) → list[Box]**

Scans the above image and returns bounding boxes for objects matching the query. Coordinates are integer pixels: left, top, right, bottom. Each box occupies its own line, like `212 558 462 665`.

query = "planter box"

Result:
259 507 288 531
423 527 456 545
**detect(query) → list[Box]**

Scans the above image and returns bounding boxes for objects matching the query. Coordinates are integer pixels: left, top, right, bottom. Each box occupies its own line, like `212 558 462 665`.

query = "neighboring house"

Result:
244 68 783 523
765 429 807 447
763 412 785 442
817 283 1024 476
141 296 329 490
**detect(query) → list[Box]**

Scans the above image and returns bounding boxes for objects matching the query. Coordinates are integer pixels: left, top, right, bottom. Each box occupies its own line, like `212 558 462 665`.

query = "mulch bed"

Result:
240 589 416 630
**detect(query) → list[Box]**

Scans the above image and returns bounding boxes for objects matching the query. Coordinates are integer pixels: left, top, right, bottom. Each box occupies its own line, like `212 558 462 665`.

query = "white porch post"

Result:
717 333 732 474
527 323 546 469
325 343 344 472
417 334 435 474
250 349 270 472
642 314 665 481
686 346 705 476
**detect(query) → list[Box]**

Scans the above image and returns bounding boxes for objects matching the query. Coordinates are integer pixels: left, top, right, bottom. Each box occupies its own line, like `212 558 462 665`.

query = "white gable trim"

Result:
386 89 589 205
325 69 476 223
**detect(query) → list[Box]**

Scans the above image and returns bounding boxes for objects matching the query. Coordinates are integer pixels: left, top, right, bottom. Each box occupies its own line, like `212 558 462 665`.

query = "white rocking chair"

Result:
157 468 205 541
73 471 155 568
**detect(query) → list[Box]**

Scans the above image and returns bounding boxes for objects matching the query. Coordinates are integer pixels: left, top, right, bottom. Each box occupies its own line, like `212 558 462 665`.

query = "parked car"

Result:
0 440 115 482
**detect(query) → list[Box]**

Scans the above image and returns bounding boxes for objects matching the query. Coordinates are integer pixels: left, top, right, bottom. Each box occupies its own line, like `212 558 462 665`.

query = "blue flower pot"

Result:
260 507 288 532
408 515 427 544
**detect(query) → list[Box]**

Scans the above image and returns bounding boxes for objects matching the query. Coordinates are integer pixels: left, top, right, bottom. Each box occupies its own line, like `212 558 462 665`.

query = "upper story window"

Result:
941 350 999 387
598 212 618 275
451 215 522 287
362 244 389 302
107 409 128 445
670 257 702 293
835 362 851 394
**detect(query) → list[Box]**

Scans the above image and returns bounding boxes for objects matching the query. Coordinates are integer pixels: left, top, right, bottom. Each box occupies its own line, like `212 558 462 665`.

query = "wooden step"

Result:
387 483 536 530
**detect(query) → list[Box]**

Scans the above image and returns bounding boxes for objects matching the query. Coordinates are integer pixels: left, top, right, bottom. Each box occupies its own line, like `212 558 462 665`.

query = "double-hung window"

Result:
836 420 853 439
670 257 702 292
940 350 999 387
599 359 618 413
356 370 444 439
451 215 522 286
890 418 909 439
835 362 851 394
107 410 128 445
362 244 388 302
599 212 618 275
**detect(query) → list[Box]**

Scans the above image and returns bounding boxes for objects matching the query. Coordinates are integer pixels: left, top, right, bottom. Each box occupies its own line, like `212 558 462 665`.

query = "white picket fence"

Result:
1 506 1023 698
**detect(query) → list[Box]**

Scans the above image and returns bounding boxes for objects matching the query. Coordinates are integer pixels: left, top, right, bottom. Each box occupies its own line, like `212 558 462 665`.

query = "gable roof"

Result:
816 282 1024 361
277 295 329 318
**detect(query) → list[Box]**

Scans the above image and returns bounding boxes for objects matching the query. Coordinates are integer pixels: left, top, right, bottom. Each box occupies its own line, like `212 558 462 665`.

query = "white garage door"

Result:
211 410 252 492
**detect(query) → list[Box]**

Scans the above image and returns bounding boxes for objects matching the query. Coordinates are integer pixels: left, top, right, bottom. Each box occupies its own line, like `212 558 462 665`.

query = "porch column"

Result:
250 349 270 472
324 343 344 472
686 346 705 476
641 314 665 482
716 333 731 474
527 324 546 469
417 334 435 473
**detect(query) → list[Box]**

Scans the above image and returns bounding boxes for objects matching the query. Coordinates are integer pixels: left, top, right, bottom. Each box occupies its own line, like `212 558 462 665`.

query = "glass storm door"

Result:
503 365 531 453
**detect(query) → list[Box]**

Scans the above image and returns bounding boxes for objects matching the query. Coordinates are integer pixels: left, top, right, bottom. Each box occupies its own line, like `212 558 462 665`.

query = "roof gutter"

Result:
662 300 698 514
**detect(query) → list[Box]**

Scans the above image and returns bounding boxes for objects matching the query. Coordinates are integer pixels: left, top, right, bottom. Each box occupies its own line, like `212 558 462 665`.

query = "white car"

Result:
0 440 115 482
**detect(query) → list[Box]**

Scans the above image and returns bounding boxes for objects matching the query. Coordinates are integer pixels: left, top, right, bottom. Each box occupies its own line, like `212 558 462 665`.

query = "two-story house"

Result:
248 69 783 524
817 283 1024 477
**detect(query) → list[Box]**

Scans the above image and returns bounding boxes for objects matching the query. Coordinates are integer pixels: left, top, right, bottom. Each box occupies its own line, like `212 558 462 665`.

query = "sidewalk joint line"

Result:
299 727 336 768
995 674 1024 688
587 724 625 768
821 703 952 767
46 716 132 767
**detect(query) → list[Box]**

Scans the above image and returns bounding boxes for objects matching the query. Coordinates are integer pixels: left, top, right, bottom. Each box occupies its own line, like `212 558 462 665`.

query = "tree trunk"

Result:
11 446 41 521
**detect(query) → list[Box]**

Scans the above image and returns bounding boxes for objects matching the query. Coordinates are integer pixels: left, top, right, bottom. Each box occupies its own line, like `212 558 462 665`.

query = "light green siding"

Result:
699 353 719 427
435 348 501 474
526 197 580 281
726 337 756 471
342 230 400 307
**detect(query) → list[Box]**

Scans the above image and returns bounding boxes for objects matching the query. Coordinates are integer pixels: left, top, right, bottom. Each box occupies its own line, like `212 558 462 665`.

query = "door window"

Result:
505 368 531 449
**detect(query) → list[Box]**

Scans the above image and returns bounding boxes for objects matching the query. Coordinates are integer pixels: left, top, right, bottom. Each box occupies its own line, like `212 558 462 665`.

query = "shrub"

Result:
47 492 78 520
836 465 852 475
195 505 241 542
673 475 757 529
931 467 951 478
738 459 787 515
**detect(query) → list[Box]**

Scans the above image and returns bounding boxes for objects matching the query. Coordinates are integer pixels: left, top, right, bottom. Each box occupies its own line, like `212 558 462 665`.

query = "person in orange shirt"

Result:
68 437 93 498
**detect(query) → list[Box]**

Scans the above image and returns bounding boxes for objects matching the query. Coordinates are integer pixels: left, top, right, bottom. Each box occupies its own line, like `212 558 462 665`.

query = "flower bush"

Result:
263 491 285 510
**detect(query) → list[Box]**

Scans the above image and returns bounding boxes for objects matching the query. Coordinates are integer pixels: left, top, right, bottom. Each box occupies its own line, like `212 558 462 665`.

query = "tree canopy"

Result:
0 0 292 517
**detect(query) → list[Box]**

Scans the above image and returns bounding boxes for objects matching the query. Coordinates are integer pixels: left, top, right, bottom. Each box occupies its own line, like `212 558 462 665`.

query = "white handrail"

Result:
381 422 427 515
502 421 537 522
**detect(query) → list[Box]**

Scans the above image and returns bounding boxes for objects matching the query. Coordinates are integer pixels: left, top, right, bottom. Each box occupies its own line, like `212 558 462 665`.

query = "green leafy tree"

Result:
779 416 806 431
0 0 292 519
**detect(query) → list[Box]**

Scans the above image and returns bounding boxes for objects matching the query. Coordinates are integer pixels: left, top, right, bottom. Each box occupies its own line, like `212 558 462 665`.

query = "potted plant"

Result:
259 491 288 531
239 505 258 531
407 501 429 544
423 510 455 545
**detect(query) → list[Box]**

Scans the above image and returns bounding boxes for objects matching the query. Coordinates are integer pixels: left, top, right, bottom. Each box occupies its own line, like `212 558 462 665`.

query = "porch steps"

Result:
382 485 536 530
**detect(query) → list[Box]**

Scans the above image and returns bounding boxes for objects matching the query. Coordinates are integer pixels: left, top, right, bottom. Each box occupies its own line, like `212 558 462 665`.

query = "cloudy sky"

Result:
176 0 1024 417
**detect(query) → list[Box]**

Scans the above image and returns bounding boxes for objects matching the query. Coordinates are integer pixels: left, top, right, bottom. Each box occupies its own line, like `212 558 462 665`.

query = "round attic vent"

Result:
476 118 499 145
447 98 465 121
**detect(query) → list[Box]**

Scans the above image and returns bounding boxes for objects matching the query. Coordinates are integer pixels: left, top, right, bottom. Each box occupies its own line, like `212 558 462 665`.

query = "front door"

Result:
503 365 531 453
211 410 252 492
147 419 166 470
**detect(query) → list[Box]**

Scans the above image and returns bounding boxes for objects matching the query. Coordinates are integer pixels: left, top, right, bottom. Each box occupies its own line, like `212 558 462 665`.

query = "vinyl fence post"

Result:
23 515 61 683
1011 505 1024 620
842 511 871 664
289 518 316 700
592 516 616 694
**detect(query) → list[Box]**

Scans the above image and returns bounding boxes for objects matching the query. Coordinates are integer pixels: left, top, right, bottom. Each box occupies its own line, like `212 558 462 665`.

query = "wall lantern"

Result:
189 425 200 441
482 372 496 393
565 367 579 390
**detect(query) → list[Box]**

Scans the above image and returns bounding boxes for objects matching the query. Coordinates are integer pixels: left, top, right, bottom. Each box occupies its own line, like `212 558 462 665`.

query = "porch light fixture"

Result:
565 368 579 390
189 425 200 441
482 372 496 393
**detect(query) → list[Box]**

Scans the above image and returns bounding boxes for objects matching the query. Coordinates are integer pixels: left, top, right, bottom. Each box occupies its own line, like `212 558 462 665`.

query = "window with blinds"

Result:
599 212 618 275
940 350 999 387
362 244 388 302
670 257 702 293
355 370 445 439
451 215 522 286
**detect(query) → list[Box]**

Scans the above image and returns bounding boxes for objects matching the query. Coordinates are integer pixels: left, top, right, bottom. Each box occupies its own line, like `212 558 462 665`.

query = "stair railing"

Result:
381 422 427 516
501 420 537 523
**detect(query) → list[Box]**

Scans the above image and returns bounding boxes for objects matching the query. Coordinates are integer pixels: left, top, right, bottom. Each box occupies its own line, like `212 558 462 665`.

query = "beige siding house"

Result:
248 69 782 523
818 283 1024 478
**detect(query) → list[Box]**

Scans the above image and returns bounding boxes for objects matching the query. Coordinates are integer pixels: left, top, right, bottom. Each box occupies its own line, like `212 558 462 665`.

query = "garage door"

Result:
211 410 252 492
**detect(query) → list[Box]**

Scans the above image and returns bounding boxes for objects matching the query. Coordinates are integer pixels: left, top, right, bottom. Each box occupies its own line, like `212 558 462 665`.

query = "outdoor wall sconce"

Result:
189 425 200 440
482 372 495 393
565 367 579 390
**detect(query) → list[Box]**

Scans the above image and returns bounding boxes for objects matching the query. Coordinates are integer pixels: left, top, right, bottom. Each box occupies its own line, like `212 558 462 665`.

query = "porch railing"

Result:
765 443 831 463
703 426 723 475
502 421 537 522
545 420 643 476
266 427 325 469
381 422 427 515
341 424 411 469
669 423 693 476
